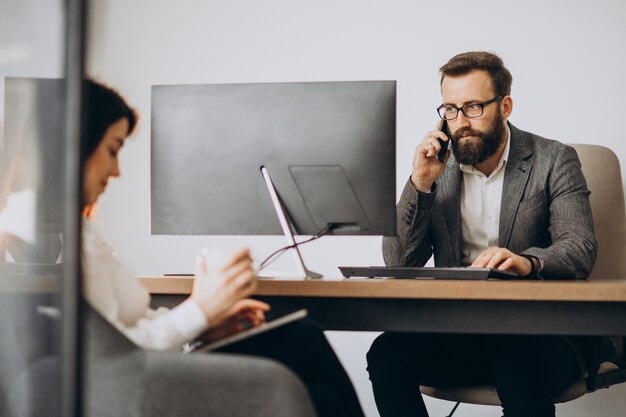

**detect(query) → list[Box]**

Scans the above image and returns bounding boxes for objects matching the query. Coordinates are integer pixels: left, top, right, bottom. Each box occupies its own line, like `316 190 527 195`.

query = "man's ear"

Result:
501 96 513 119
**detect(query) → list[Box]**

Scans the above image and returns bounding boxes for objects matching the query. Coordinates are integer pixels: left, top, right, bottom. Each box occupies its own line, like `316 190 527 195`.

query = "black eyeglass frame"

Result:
437 95 504 120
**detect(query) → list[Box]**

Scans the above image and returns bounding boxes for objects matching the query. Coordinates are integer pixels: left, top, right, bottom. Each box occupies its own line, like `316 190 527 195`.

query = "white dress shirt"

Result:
82 219 208 351
460 127 511 265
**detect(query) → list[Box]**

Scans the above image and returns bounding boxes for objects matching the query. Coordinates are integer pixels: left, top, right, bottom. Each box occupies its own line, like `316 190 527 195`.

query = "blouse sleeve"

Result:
119 299 208 352
82 219 208 351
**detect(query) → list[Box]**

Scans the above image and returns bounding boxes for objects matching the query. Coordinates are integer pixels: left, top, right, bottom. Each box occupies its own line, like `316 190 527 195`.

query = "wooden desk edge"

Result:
0 275 58 293
138 276 626 302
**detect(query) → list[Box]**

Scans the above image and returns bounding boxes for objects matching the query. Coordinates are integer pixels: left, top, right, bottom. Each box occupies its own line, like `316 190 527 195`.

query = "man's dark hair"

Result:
440 51 513 96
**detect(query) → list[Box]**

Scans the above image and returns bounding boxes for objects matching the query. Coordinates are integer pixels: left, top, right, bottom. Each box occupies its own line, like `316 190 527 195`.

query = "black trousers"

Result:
218 320 364 417
366 332 582 417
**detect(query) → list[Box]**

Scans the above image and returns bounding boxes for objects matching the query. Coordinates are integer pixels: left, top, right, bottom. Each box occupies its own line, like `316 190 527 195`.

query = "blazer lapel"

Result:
499 123 534 247
439 155 464 264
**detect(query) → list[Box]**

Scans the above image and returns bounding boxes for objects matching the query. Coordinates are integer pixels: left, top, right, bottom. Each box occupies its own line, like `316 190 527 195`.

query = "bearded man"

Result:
366 52 599 417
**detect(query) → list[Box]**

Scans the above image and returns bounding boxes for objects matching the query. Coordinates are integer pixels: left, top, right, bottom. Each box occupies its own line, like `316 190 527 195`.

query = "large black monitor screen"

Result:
151 80 396 236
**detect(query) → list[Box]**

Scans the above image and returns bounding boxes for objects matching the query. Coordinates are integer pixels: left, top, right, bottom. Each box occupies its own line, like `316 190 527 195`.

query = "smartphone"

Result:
437 120 450 163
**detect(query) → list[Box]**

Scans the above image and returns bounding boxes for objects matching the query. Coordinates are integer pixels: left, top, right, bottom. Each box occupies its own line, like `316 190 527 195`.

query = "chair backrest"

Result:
570 144 626 280
83 304 144 417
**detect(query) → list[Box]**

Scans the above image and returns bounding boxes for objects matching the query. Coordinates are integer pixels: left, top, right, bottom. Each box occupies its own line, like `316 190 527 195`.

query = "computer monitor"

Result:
151 80 396 277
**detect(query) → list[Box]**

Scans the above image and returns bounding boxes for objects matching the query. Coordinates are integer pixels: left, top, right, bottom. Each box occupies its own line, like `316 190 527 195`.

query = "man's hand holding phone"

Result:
411 120 451 192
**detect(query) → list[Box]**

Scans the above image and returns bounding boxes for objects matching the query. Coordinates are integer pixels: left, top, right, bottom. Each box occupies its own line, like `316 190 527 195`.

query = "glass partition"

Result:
0 1 82 416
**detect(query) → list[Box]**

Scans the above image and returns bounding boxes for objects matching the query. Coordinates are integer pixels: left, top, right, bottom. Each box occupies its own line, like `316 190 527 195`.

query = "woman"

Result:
81 79 364 417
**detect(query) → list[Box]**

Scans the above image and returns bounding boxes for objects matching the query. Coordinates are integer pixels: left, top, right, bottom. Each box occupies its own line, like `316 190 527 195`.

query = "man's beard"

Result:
450 109 506 165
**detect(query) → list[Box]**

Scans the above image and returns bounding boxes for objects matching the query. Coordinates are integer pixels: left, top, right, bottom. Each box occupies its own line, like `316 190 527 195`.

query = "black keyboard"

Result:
338 266 518 280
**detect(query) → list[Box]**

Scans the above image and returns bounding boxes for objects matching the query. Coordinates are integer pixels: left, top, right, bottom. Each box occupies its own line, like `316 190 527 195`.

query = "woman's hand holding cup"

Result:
190 247 258 327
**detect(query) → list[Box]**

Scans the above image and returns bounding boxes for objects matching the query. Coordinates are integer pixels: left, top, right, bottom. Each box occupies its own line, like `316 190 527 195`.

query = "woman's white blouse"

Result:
82 219 208 351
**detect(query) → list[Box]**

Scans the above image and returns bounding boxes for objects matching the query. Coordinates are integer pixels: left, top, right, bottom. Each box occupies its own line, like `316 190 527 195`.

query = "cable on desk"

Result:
258 224 337 272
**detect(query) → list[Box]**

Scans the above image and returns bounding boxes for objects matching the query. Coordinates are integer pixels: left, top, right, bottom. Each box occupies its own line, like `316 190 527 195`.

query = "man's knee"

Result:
493 349 570 417
493 337 580 402
367 332 404 378
494 366 555 417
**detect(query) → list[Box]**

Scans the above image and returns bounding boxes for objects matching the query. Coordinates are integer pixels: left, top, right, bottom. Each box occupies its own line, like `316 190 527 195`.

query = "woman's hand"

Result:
190 247 258 325
198 298 270 343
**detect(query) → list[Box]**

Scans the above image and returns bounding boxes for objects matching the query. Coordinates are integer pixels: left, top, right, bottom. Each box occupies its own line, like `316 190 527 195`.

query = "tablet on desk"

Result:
187 309 308 353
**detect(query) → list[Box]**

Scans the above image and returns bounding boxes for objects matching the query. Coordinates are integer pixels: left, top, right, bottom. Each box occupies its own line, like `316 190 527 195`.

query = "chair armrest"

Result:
139 351 317 417
594 366 626 389
83 307 316 417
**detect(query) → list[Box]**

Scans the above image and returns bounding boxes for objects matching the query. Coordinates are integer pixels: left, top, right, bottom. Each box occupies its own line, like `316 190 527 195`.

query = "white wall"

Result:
87 1 626 416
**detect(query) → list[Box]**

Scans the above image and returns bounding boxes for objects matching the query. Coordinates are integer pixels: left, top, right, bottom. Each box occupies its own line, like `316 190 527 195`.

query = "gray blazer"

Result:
383 123 597 279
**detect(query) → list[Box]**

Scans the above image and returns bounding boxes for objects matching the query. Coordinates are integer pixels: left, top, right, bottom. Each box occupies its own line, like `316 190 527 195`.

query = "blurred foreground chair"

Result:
421 144 626 416
8 305 318 417
83 305 317 417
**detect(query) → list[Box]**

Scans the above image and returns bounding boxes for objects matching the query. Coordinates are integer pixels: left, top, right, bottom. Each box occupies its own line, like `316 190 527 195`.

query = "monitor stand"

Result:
260 166 323 279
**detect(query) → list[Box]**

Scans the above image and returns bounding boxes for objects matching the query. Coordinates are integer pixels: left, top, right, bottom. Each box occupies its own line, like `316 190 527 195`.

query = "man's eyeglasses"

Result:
437 95 503 121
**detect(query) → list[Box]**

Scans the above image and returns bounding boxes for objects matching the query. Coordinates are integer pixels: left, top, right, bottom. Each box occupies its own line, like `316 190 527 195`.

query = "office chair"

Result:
5 304 318 417
82 304 317 417
420 144 626 416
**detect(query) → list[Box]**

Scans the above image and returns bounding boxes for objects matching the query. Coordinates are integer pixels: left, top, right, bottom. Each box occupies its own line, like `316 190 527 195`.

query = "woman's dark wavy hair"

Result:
81 79 138 164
